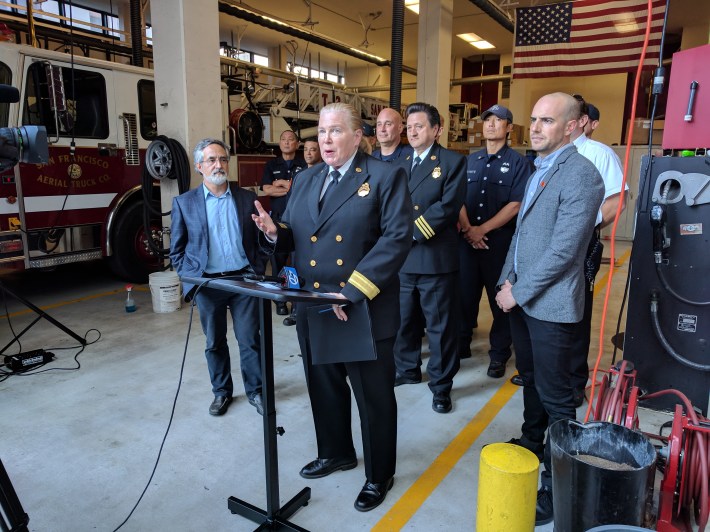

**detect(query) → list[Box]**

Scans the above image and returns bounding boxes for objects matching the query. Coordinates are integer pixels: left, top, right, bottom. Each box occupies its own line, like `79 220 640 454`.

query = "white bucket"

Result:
148 271 182 313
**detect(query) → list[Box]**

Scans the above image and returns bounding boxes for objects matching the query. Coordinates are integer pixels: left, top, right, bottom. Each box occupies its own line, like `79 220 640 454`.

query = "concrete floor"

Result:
0 243 671 531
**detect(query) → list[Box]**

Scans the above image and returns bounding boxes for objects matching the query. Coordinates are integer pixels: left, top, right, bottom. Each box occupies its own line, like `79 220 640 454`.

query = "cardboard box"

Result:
468 118 484 133
468 131 483 146
628 119 664 145
508 124 527 146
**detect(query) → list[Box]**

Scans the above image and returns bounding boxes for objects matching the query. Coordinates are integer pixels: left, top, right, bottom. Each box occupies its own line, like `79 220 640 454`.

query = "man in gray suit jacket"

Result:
170 138 266 417
495 93 604 525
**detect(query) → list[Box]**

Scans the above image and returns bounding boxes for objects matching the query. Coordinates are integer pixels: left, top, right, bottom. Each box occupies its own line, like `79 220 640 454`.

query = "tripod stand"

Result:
0 459 29 532
0 280 86 355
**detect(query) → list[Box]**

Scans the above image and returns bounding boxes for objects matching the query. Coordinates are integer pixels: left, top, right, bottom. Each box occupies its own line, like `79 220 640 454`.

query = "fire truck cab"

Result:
0 42 161 281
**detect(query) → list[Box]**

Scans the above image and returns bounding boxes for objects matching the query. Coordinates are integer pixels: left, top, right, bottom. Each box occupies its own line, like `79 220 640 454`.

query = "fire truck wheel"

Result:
107 201 161 282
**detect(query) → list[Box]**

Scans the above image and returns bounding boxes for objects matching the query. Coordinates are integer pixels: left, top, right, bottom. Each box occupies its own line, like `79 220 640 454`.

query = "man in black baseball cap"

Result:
481 104 514 123
457 103 532 379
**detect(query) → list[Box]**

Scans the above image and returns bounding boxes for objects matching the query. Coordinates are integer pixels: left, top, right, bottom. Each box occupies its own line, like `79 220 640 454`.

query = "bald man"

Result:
495 92 604 525
371 107 413 162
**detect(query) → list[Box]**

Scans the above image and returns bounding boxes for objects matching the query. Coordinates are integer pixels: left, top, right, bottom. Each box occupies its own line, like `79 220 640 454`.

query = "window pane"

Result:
23 62 109 139
0 61 11 127
137 79 157 140
253 54 269 67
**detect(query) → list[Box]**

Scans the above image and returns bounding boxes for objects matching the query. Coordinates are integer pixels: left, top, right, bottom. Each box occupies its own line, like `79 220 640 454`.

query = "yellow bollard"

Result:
476 443 540 532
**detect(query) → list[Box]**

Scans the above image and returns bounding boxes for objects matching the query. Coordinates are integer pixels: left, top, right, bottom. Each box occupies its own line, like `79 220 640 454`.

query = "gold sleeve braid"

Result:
414 215 435 239
348 270 380 299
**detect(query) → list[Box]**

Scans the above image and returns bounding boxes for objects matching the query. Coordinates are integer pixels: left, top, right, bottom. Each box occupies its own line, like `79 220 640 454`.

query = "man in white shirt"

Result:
569 95 627 407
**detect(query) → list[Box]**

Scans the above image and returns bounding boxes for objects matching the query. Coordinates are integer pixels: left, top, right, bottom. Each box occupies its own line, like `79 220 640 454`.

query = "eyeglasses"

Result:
202 156 229 165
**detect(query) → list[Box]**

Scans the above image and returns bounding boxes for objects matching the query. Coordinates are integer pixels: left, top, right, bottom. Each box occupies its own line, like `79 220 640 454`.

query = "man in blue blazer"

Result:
393 102 467 415
170 138 266 417
495 93 604 525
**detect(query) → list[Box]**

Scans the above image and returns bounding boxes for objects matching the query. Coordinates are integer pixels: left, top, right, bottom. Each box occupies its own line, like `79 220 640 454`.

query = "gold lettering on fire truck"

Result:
37 175 68 187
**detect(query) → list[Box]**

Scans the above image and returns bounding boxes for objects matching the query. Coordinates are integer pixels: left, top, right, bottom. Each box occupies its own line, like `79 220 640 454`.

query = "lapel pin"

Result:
430 155 437 160
358 182 370 197
355 167 362 173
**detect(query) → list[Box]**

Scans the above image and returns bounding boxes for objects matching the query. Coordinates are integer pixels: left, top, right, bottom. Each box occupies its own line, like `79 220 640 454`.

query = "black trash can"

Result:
549 420 657 532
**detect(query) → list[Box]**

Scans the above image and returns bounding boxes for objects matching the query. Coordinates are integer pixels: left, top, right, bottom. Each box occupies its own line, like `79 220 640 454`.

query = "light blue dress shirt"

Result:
203 184 249 274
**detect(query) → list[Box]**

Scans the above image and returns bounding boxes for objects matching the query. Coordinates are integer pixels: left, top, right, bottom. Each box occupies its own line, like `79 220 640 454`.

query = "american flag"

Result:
513 0 665 79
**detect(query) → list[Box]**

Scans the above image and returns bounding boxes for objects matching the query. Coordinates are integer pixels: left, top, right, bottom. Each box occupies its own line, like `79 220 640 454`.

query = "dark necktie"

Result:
411 156 421 175
319 170 340 211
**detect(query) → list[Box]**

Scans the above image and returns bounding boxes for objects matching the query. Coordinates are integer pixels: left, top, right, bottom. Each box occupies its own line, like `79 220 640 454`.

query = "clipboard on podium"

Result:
306 300 377 364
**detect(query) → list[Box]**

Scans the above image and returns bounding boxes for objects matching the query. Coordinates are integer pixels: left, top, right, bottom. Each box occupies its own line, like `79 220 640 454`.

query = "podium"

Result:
182 276 341 531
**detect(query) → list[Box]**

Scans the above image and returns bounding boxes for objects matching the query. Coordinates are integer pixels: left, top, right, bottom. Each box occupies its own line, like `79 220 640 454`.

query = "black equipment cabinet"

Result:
624 155 710 415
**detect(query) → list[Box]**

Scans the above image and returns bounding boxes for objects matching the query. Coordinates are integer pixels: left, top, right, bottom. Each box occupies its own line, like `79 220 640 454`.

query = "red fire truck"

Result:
0 42 165 281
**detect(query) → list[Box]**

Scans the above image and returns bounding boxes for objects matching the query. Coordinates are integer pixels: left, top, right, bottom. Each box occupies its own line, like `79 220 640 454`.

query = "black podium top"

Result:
181 276 343 304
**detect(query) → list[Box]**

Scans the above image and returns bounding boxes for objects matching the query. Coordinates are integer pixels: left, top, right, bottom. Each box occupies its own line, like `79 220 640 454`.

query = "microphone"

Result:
278 266 304 289
243 267 304 289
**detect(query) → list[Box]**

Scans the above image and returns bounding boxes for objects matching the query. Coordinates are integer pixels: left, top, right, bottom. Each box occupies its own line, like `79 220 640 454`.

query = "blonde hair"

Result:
320 102 362 133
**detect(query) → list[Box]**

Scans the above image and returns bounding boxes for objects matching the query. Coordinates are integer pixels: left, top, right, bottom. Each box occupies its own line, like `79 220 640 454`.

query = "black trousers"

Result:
458 229 514 363
296 314 397 484
509 307 577 488
394 271 460 393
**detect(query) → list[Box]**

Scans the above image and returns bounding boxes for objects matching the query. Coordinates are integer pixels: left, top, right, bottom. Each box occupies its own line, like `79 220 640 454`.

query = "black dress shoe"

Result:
283 314 297 326
487 360 506 379
209 395 232 416
510 374 524 386
573 387 585 408
299 456 357 479
432 391 452 413
535 486 554 525
354 477 394 512
394 373 422 387
248 392 264 415
276 302 289 315
506 437 544 462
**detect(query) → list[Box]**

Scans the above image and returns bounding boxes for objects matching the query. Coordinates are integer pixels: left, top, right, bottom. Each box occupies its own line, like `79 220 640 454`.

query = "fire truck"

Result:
0 42 164 281
0 43 392 282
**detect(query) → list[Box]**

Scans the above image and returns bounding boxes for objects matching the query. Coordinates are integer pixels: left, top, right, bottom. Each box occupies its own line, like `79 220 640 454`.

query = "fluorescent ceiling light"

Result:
457 33 495 50
405 1 419 15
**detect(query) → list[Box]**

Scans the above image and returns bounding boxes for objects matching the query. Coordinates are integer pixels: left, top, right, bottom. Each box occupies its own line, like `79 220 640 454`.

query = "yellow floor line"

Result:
375 247 633 531
0 284 149 319
373 380 519 531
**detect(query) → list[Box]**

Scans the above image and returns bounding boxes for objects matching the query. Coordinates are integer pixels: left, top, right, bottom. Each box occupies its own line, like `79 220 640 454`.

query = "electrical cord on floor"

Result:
112 279 212 532
0 329 101 382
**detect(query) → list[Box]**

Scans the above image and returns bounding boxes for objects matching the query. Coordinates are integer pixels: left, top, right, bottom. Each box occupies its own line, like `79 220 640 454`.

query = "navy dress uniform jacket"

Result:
398 143 467 274
274 153 413 340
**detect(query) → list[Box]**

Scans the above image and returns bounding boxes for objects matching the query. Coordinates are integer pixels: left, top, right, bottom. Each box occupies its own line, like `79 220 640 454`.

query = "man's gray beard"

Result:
205 172 227 185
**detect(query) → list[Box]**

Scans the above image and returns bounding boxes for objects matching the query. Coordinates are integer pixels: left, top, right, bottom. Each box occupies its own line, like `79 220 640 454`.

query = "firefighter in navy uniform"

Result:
457 105 532 378
252 102 413 512
261 129 306 315
393 102 467 414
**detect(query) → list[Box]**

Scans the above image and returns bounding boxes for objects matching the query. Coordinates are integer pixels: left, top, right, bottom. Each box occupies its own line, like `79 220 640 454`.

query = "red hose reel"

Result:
589 362 709 531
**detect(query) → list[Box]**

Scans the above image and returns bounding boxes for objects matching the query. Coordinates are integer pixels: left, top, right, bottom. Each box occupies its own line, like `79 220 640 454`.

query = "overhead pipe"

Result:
389 0 404 110
129 0 143 67
467 0 514 33
218 1 417 76
351 73 511 93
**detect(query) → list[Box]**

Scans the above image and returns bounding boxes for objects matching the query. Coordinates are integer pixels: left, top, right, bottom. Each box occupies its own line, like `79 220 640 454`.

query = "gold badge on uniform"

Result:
432 167 442 179
358 182 370 197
